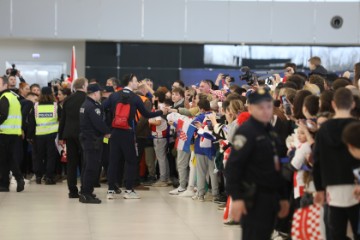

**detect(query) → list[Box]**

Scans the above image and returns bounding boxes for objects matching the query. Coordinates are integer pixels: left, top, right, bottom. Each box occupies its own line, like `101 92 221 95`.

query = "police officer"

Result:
0 76 25 192
79 84 110 204
224 88 290 240
30 87 60 185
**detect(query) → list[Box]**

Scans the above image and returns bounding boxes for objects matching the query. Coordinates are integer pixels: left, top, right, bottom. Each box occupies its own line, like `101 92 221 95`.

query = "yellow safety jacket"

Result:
0 91 22 135
35 103 59 136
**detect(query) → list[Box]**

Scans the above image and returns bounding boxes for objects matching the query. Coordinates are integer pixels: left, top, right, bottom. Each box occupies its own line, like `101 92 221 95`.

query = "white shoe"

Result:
204 192 214 202
107 190 116 200
24 179 30 184
124 190 140 199
169 187 186 195
192 195 205 202
179 189 195 197
10 177 16 184
152 181 168 187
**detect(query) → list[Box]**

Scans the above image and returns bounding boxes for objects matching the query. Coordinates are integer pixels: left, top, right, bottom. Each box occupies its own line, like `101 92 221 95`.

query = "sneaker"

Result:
107 190 116 200
204 192 214 202
169 187 186 195
142 176 157 186
152 181 168 187
36 177 42 184
134 184 150 191
224 220 240 226
124 190 140 199
10 176 16 184
179 189 195 197
16 178 25 192
214 195 227 204
192 195 204 202
217 203 226 211
24 179 30 184
114 188 122 194
45 178 56 185
79 194 101 204
68 192 79 199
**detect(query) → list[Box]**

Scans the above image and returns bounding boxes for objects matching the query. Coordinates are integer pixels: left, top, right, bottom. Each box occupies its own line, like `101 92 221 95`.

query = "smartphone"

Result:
281 95 292 115
206 120 213 131
154 100 159 110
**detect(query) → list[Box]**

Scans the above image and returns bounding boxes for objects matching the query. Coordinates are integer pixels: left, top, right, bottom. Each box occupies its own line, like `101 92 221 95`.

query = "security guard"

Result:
0 75 25 192
32 87 59 185
224 88 289 240
79 84 110 204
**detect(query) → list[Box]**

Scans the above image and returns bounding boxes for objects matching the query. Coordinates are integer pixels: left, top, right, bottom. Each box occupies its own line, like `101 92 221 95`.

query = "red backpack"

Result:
112 95 131 129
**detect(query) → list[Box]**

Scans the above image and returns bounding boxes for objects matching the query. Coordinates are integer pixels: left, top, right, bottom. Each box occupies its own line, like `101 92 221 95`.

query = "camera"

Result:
6 64 19 76
239 66 257 86
265 76 274 85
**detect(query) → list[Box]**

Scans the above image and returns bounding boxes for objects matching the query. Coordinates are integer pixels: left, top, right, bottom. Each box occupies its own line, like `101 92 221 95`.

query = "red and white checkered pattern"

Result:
291 204 324 240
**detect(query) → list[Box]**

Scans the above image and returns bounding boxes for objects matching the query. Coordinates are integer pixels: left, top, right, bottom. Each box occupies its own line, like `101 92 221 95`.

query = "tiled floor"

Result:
0 182 241 240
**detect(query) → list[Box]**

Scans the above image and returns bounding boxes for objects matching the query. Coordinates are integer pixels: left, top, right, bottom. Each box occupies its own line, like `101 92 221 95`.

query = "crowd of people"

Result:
1 57 360 239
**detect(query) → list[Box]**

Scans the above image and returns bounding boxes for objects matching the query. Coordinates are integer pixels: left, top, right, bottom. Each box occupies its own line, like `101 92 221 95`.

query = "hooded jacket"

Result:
313 118 360 191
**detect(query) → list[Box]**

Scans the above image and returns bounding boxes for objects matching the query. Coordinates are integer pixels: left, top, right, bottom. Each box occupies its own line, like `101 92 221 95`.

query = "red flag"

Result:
69 46 78 83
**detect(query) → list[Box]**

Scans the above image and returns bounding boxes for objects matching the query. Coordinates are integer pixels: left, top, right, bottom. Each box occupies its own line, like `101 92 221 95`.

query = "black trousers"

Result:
33 133 58 179
66 137 83 193
241 192 279 240
0 134 23 188
108 129 137 190
80 139 103 195
134 138 147 184
329 204 360 240
20 139 32 176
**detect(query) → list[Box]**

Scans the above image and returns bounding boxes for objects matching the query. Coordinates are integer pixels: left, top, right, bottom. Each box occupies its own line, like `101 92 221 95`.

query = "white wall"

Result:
0 39 86 80
0 0 359 44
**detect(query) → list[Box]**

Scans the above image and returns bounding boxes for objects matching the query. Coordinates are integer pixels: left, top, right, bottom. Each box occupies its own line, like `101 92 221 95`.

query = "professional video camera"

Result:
8 64 19 76
239 66 257 85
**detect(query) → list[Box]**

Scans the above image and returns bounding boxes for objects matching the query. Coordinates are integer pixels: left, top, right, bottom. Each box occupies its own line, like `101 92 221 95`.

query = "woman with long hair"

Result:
32 87 59 185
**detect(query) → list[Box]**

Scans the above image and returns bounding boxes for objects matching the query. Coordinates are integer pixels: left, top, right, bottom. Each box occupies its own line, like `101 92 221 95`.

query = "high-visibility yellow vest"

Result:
0 92 22 136
35 103 59 136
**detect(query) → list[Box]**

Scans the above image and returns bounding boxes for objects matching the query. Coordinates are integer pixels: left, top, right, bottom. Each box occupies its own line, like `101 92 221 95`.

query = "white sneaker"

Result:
107 190 116 200
124 190 140 199
179 189 195 197
192 195 205 202
10 176 16 184
204 192 214 202
169 187 186 195
152 181 168 187
24 179 30 184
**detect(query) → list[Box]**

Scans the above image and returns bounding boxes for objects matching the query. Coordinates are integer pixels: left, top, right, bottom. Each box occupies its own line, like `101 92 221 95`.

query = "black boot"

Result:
16 178 25 192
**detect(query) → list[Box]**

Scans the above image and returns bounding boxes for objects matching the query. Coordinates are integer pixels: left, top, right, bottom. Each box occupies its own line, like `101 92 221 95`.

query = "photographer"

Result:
6 64 26 84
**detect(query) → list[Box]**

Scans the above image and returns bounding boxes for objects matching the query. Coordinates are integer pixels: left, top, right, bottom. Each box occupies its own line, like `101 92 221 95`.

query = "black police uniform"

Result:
224 89 288 240
79 89 110 204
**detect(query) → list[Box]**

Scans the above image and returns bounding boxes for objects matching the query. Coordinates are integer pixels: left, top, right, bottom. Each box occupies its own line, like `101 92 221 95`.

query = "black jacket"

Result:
58 91 86 140
103 88 163 131
313 118 360 191
224 117 288 201
80 97 110 139
0 89 10 125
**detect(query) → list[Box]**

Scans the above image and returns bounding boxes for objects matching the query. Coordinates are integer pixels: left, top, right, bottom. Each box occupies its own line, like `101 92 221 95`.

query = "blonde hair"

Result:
228 99 245 116
303 83 320 96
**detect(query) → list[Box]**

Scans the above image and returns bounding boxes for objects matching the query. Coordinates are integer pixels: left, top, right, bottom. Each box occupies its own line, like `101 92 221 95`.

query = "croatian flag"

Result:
69 46 78 83
175 118 196 153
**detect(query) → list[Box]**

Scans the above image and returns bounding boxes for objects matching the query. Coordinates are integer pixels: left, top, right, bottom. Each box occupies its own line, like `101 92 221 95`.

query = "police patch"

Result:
233 135 247 150
95 108 101 115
